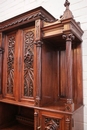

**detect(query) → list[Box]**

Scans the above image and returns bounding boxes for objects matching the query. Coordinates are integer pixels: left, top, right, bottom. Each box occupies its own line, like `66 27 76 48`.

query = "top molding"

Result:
0 6 56 32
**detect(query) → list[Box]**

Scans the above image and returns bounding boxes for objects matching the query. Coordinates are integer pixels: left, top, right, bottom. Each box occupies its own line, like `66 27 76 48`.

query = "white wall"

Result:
0 0 87 129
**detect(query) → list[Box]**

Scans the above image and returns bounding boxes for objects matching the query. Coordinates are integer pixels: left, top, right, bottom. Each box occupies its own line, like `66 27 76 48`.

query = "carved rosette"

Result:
24 31 34 97
7 36 15 94
45 117 60 130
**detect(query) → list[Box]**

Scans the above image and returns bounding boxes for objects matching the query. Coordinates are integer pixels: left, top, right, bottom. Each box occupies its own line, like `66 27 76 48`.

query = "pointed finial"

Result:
60 0 74 20
64 0 70 7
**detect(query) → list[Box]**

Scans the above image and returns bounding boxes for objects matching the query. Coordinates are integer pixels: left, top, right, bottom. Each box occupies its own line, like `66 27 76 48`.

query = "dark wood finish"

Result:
0 0 84 130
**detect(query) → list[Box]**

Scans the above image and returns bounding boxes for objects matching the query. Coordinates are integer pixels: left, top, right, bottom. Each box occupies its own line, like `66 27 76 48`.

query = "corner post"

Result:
0 33 4 96
34 19 43 106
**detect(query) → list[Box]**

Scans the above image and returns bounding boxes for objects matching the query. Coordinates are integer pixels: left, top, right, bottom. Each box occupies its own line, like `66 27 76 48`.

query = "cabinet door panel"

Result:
19 27 36 104
3 32 17 100
36 110 65 130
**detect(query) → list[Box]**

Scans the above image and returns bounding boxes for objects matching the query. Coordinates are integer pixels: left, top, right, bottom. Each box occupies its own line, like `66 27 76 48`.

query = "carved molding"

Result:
7 36 15 94
45 117 60 130
62 34 75 42
0 12 55 31
24 30 34 97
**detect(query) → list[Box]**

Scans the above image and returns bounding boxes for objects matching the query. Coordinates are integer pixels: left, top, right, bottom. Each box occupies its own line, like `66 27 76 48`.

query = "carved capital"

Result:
0 47 4 54
62 34 75 42
34 40 43 47
65 99 74 112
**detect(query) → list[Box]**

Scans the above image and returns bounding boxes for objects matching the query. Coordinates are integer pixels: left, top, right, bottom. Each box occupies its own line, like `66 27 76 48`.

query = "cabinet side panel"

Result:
59 49 66 98
42 44 53 105
73 43 83 105
76 43 83 104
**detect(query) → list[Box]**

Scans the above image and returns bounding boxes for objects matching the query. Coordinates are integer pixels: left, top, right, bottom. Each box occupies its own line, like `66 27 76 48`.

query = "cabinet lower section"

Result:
34 107 84 130
0 102 84 130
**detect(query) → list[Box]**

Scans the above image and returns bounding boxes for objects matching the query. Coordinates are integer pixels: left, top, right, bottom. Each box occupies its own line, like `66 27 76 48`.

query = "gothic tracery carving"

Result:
45 117 60 130
24 30 34 97
7 36 15 94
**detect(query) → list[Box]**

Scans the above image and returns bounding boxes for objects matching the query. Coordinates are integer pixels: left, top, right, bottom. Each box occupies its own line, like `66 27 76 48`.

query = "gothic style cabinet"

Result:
0 0 83 130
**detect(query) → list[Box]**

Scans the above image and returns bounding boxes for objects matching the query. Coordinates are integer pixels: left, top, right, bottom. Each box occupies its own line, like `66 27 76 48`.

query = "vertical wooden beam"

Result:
34 109 40 130
0 33 4 96
34 19 43 106
63 34 74 111
34 110 38 130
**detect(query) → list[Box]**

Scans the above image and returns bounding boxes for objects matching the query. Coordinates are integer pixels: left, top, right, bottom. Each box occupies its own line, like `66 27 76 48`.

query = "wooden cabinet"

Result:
0 0 84 130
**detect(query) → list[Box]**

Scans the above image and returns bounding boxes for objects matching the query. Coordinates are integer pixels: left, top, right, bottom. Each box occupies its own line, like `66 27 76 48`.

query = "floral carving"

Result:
24 31 34 97
7 36 15 94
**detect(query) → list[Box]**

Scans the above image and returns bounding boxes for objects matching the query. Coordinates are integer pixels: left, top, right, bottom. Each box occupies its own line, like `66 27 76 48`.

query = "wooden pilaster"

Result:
63 34 75 111
34 19 43 106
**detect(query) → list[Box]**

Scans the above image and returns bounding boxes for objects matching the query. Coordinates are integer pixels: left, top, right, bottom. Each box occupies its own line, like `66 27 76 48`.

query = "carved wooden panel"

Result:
7 35 15 94
45 117 60 130
23 29 34 97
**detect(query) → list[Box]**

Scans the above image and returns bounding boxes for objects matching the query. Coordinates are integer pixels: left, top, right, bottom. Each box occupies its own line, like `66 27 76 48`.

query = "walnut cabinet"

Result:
0 1 84 130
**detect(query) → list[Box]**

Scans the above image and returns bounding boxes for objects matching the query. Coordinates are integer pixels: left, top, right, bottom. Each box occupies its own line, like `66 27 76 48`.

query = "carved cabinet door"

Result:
2 27 36 105
19 27 36 104
36 110 65 130
2 31 17 101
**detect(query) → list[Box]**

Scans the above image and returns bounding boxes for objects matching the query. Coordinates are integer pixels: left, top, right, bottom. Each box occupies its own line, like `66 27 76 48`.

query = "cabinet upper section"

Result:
0 0 83 42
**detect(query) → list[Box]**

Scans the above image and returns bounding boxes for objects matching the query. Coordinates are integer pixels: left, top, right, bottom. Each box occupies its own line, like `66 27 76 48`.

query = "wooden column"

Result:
0 33 4 96
34 19 43 106
63 34 74 111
